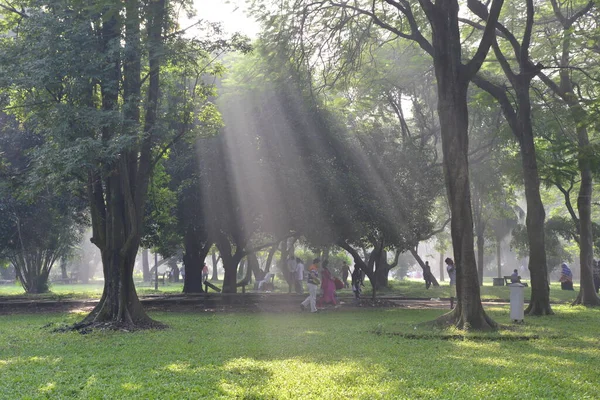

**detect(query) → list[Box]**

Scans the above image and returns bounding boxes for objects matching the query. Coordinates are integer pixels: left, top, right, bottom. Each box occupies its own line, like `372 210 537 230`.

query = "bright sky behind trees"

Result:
191 0 258 37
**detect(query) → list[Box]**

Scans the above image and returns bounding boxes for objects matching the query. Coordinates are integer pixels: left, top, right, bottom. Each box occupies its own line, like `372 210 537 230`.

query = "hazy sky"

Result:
190 0 259 37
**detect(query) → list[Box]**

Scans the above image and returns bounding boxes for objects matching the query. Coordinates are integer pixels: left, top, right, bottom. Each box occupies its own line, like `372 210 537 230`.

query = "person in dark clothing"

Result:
351 265 363 305
559 263 574 290
423 261 433 289
510 269 521 283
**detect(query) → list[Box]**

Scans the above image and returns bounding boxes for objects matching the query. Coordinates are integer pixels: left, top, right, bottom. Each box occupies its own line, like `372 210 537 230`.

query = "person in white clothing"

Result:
301 258 320 313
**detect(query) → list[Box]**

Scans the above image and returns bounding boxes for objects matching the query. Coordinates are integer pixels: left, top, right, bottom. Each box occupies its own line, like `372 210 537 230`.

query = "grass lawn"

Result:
0 279 581 304
1 305 599 399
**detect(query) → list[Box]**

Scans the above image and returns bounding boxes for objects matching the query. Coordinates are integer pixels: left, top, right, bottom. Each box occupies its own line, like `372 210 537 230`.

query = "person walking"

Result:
445 257 456 309
559 262 574 290
301 258 320 313
295 257 304 294
341 261 350 288
318 263 337 307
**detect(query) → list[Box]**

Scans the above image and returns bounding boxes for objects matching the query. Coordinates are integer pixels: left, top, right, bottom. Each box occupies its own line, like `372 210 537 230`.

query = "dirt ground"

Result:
0 293 485 315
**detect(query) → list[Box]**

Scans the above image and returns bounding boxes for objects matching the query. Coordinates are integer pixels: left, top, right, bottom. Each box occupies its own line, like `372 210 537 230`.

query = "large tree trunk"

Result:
573 123 600 306
216 234 243 294
374 248 390 289
182 227 211 293
427 0 497 330
515 82 552 316
76 0 166 330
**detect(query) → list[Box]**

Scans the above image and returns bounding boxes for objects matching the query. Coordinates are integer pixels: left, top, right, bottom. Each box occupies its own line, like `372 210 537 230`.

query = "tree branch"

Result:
465 0 505 79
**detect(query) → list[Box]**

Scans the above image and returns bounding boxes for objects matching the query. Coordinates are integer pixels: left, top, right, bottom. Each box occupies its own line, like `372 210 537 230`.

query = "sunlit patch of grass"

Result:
0 306 599 398
38 382 56 393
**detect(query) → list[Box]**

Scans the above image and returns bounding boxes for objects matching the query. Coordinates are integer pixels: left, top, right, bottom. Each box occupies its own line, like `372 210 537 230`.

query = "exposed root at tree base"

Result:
53 319 167 334
426 309 497 332
571 291 600 307
375 331 559 341
525 302 554 316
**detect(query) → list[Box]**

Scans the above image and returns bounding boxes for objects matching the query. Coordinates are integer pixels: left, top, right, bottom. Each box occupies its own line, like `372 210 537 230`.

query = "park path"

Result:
0 292 510 314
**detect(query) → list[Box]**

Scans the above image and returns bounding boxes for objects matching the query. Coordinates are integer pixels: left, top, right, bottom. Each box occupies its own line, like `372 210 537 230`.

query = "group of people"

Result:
299 259 363 313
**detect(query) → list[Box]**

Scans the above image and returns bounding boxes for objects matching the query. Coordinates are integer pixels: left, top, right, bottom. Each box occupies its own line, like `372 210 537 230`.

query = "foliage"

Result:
0 114 87 293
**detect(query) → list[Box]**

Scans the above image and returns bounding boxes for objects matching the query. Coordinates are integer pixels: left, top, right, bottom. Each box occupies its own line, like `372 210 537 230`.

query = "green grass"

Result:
0 278 581 304
1 305 599 399
360 279 580 304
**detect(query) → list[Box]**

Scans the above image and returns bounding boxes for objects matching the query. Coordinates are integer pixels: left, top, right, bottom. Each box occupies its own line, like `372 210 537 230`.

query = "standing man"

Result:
445 258 457 309
295 257 304 294
301 258 320 313
341 261 350 288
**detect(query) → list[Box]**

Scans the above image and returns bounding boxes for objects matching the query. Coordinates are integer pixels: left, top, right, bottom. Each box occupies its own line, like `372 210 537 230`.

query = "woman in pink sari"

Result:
319 265 337 306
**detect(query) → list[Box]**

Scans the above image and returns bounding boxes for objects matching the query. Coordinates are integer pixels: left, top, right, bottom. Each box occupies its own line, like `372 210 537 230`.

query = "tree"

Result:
250 0 504 329
536 0 600 306
0 0 196 329
0 114 87 293
464 0 553 315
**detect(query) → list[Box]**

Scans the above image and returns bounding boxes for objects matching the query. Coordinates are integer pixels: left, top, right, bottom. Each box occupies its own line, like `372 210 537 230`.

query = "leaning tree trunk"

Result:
410 249 440 287
337 241 378 299
439 252 445 282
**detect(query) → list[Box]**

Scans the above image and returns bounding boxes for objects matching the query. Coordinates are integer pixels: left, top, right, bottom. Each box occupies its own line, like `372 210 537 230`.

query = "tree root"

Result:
570 290 600 306
53 319 167 334
429 308 497 332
